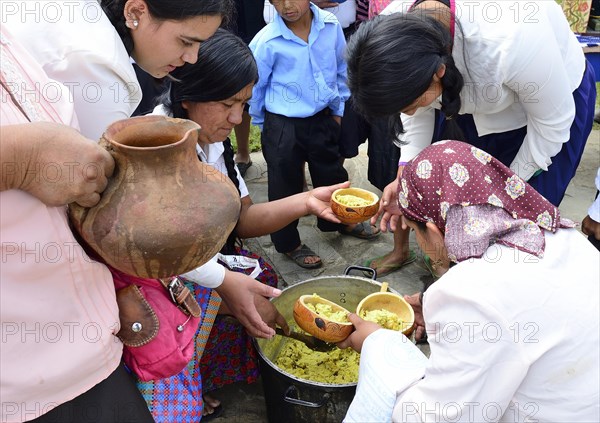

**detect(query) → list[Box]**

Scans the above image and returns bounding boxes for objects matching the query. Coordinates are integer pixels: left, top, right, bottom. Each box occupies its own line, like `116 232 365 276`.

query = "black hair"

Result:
101 0 234 55
163 28 259 254
346 11 465 144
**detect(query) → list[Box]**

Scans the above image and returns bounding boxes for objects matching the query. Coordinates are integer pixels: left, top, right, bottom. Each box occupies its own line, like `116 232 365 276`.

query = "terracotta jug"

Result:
69 115 241 278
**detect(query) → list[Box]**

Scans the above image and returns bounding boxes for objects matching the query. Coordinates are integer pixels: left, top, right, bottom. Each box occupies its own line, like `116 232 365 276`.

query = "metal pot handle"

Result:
283 385 331 408
344 265 377 280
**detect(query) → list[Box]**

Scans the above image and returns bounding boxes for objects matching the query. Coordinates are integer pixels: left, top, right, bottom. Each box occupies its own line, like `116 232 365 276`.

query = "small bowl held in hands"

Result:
293 294 354 343
356 283 415 336
331 187 380 225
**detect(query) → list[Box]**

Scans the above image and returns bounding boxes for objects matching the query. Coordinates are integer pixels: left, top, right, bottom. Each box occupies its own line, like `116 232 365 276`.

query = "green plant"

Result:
230 124 263 153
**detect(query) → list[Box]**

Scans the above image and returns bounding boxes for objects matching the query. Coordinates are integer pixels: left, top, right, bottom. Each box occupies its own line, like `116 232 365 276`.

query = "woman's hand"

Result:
215 270 282 338
2 122 114 207
371 176 402 232
254 295 290 336
404 292 426 342
582 215 600 241
305 181 350 222
336 313 382 353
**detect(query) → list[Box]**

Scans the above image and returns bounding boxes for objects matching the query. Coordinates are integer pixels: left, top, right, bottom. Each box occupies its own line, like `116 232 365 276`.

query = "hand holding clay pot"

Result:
69 115 241 278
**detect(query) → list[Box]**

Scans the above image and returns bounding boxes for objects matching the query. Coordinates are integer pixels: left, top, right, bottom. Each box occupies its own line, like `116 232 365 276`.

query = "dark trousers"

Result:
261 110 349 253
30 364 154 423
339 96 400 191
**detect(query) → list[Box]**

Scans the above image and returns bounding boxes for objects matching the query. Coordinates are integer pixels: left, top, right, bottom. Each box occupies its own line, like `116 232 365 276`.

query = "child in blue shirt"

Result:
250 0 376 269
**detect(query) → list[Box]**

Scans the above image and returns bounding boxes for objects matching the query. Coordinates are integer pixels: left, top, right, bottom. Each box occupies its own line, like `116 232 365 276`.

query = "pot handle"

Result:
283 385 331 408
344 265 377 280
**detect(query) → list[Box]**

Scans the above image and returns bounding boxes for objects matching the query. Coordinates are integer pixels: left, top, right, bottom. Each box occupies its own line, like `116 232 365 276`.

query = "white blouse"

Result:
383 0 586 181
344 228 600 422
5 0 142 140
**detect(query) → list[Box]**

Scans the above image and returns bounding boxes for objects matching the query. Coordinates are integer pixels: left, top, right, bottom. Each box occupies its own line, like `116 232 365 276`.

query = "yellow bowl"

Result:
331 187 380 225
293 294 354 343
356 285 415 336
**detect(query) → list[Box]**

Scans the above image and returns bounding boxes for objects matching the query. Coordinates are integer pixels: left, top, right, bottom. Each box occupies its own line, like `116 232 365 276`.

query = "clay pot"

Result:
69 115 241 278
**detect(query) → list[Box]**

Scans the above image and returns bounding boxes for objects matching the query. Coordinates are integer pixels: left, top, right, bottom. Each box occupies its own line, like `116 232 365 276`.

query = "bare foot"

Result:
369 250 411 271
203 394 221 416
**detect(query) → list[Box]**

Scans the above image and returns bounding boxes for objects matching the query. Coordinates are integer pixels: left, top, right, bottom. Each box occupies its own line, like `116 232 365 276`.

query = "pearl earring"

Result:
133 20 138 28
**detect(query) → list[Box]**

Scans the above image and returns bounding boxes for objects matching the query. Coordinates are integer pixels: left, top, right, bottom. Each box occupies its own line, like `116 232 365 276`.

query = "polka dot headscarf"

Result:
398 141 574 262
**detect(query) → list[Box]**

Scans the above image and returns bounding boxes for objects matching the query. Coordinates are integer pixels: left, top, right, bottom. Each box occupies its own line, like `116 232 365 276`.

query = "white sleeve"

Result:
180 255 225 288
589 167 600 222
505 22 579 181
344 330 428 423
398 107 436 162
391 288 529 422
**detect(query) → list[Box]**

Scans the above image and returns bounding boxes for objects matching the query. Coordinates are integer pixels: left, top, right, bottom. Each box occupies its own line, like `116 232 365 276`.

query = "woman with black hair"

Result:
347 0 596 282
5 0 233 140
138 29 348 421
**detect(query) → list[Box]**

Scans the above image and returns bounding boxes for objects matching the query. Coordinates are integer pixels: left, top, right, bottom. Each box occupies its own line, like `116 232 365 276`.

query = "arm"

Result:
248 44 272 130
1 122 114 207
395 286 529 422
504 28 580 181
234 181 349 238
343 281 530 422
396 107 437 162
215 269 288 338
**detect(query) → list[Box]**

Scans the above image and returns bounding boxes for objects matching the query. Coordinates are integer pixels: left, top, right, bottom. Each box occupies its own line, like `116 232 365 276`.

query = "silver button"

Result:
132 322 143 332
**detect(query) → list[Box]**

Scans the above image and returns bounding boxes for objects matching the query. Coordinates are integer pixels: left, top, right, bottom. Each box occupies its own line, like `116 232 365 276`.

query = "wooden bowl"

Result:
356 283 415 336
293 294 353 343
331 188 380 225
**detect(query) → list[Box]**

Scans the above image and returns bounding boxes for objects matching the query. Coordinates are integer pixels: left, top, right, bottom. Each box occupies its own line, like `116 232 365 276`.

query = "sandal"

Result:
235 160 252 177
363 250 417 278
284 244 322 269
422 255 442 281
338 221 381 240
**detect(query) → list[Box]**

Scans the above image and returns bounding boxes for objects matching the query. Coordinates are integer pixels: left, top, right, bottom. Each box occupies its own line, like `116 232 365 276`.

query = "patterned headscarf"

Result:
398 141 574 262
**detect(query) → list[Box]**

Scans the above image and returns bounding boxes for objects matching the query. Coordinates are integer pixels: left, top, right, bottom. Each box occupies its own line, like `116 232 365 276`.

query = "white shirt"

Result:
152 105 248 288
383 0 586 181
345 228 600 422
4 0 142 140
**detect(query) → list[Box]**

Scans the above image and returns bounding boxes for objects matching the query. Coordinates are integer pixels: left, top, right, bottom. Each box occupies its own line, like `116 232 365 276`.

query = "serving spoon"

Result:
275 327 336 352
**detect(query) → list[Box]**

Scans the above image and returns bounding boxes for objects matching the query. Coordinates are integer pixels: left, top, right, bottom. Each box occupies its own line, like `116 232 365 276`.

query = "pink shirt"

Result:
0 28 122 422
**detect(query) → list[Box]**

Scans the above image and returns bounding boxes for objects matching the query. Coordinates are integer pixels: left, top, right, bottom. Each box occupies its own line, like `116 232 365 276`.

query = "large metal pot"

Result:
254 266 398 423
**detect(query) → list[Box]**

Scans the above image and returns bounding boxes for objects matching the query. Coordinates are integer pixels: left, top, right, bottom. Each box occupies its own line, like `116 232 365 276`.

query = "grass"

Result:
230 124 263 153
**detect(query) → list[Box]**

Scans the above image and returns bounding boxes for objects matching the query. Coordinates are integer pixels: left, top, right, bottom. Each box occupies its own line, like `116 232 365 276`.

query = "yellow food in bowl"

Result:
360 308 404 331
335 194 372 207
306 301 349 323
276 337 359 384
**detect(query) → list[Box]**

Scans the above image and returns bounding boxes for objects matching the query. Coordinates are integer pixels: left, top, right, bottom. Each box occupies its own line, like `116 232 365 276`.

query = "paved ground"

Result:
210 130 600 423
